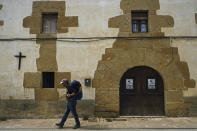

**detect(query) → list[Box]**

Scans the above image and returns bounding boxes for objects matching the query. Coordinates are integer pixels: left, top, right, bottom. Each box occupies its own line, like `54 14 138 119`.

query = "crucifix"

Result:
15 52 26 70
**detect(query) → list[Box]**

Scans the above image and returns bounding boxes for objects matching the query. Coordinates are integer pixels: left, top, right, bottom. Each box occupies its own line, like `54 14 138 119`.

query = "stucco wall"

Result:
171 39 197 97
159 0 197 36
159 0 197 97
0 41 38 99
0 0 197 101
0 0 120 100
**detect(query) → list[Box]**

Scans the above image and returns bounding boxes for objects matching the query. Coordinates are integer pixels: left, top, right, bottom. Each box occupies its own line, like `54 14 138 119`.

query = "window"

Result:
42 72 54 88
132 11 148 33
42 14 58 34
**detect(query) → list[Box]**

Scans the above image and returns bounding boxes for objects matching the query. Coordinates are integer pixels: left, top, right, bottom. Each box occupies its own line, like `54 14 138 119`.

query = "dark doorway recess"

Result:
42 72 54 88
120 66 164 116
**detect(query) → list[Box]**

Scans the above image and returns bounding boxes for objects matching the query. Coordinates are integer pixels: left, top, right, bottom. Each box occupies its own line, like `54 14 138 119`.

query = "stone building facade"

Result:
0 0 197 118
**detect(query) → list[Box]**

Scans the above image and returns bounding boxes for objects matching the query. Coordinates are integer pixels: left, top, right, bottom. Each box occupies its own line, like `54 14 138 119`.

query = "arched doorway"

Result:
120 66 164 116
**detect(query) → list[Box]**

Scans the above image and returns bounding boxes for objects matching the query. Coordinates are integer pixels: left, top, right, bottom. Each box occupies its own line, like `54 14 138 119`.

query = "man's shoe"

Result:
55 123 63 129
73 125 80 129
56 123 60 126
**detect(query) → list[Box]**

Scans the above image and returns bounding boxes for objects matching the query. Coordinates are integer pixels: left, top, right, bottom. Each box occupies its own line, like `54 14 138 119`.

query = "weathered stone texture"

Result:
93 0 195 117
24 72 42 89
35 88 59 101
0 100 95 118
195 13 197 24
23 1 78 72
24 71 71 101
120 0 160 11
23 1 79 102
55 72 71 89
0 21 3 26
165 103 191 116
109 0 174 37
36 40 58 72
165 90 184 103
184 79 196 89
0 4 3 26
184 97 197 116
23 1 78 36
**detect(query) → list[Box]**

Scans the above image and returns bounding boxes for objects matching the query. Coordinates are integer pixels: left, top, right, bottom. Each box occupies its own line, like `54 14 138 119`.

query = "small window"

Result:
42 72 54 88
42 14 58 34
132 11 148 33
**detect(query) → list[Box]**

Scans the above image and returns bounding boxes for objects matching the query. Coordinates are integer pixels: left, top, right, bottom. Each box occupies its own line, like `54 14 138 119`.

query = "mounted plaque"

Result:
147 79 156 89
126 79 134 90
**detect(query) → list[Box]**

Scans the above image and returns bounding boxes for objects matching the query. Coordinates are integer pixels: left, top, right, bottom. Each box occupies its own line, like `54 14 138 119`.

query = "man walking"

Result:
56 79 80 129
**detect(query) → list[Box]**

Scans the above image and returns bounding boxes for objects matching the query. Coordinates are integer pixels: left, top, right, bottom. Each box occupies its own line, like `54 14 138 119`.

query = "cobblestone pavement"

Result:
0 117 197 130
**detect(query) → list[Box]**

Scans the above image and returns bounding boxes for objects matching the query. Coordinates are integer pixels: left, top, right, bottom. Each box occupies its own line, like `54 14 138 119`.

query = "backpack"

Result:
71 80 83 100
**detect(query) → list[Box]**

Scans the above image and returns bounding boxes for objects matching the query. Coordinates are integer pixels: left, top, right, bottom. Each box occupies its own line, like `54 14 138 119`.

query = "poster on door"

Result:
147 79 156 89
126 79 134 89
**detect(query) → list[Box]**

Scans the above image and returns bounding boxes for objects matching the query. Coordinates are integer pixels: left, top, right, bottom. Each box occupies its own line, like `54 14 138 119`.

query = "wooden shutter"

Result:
42 14 58 34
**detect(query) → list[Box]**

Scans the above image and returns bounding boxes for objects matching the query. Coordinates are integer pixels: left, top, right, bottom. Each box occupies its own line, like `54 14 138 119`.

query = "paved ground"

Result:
0 129 197 131
0 117 197 130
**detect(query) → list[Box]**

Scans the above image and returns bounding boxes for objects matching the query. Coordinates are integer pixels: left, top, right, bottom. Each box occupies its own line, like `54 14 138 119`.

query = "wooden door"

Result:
120 66 164 116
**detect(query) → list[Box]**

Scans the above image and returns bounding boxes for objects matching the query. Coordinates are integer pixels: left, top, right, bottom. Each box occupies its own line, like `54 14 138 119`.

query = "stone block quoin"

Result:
23 1 78 101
